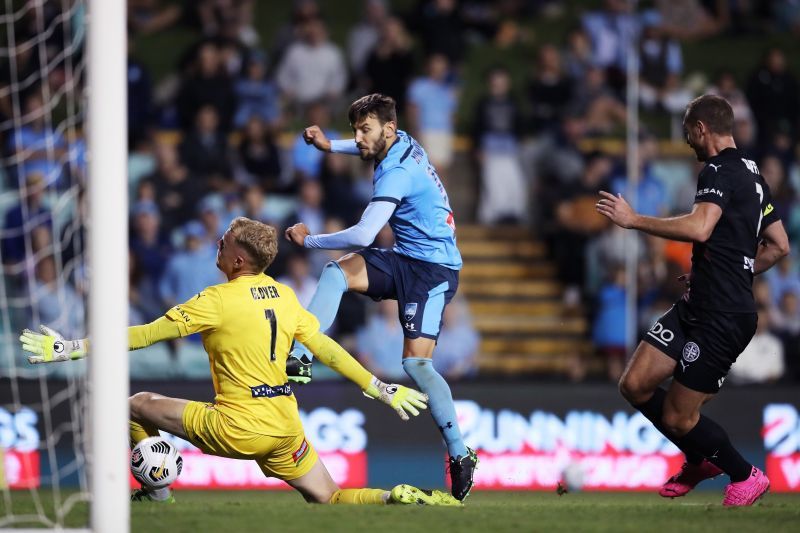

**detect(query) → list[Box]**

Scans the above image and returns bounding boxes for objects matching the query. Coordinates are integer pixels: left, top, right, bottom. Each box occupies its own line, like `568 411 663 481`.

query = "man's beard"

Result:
360 135 386 161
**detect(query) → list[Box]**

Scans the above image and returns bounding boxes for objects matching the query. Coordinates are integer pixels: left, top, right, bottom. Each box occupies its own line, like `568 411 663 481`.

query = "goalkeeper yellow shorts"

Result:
182 401 318 481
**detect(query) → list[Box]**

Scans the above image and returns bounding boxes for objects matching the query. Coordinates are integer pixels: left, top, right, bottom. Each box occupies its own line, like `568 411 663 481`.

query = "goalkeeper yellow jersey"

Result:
165 273 319 437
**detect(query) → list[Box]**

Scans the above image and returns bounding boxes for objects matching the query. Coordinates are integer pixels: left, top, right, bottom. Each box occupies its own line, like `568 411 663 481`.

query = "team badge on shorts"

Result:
292 439 310 467
682 342 700 362
404 303 418 322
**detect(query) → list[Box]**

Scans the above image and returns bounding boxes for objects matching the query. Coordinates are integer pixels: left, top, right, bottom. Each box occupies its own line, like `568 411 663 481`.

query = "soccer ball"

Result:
561 461 585 492
130 437 183 489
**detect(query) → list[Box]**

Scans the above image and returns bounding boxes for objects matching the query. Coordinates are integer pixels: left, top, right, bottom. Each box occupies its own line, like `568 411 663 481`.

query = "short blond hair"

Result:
228 217 278 272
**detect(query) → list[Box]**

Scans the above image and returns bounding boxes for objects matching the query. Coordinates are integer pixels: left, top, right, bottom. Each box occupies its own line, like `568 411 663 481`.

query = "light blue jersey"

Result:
372 130 462 270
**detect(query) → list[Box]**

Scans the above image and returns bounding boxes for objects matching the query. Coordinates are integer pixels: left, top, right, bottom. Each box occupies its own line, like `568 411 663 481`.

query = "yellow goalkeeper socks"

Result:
329 488 388 505
129 420 160 448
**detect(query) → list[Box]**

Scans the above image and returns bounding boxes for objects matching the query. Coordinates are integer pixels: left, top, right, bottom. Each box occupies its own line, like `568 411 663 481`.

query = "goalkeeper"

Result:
21 217 459 507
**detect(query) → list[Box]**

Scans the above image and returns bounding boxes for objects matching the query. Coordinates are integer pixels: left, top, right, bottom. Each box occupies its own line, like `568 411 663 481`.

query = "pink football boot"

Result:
659 459 724 498
722 467 770 507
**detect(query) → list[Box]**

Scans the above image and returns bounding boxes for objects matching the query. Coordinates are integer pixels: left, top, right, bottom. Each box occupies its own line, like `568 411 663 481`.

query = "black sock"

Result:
633 388 704 465
678 415 752 482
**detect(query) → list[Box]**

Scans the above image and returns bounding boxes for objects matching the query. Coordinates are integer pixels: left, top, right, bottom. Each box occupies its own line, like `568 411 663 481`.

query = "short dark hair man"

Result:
596 94 790 506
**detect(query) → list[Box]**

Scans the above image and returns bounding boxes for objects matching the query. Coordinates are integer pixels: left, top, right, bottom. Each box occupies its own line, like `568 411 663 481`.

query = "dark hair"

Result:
684 94 734 135
348 93 397 126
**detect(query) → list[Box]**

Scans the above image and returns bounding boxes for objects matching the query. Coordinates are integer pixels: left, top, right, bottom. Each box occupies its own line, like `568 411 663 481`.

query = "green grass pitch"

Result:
2 490 798 532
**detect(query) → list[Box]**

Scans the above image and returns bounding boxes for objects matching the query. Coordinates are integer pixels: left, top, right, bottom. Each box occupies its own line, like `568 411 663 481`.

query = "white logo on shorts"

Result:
646 322 674 347
682 342 700 362
404 303 418 322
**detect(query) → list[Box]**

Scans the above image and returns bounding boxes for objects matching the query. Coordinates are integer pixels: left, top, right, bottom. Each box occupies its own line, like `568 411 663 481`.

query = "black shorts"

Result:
357 248 459 340
643 298 757 394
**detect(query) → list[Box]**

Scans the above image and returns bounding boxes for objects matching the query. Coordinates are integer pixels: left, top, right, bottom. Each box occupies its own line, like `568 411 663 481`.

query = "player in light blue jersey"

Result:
284 94 476 500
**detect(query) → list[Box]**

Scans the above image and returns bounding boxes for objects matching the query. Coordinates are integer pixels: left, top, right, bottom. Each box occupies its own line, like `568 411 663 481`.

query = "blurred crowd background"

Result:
1 0 799 384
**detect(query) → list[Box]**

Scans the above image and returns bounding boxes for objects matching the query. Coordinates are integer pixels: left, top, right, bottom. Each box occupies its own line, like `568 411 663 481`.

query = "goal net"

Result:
1 0 127 530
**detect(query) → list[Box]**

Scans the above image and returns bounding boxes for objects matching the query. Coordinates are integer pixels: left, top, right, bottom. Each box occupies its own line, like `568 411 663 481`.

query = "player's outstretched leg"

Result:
287 261 349 384
660 459 723 498
389 484 463 506
402 357 477 501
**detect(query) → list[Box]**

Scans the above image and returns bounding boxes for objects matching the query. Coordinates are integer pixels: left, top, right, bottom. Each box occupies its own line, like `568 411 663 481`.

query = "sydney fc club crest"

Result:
404 303 418 322
682 342 700 362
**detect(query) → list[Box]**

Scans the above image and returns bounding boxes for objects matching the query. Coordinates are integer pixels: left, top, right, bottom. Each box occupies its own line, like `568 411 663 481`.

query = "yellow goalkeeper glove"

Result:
363 376 428 421
20 325 88 364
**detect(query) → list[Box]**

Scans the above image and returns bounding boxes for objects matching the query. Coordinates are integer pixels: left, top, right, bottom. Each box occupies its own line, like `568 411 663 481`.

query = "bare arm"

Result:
596 191 722 242
755 220 790 275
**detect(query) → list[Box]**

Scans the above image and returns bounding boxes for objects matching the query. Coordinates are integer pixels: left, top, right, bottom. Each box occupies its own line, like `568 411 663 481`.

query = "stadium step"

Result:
457 224 593 378
461 262 556 279
458 240 546 259
474 316 587 335
460 280 562 298
456 224 533 241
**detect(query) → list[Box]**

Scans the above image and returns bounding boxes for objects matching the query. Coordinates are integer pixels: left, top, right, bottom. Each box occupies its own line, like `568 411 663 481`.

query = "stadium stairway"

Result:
458 225 594 377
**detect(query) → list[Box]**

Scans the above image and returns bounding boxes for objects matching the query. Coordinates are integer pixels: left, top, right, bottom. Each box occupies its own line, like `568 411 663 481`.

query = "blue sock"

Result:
402 357 468 458
294 262 348 362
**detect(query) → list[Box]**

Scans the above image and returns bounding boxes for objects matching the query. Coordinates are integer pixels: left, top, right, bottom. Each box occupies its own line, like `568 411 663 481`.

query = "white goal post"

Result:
86 0 129 531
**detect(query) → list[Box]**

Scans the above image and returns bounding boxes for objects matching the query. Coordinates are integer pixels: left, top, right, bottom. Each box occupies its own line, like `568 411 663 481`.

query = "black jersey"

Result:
688 147 780 313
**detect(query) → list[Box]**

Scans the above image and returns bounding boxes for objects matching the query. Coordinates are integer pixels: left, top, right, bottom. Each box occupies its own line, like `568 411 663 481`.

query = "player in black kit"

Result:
596 94 790 506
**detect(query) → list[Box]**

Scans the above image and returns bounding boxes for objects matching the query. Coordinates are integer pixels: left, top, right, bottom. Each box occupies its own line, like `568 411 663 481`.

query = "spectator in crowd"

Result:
591 263 627 382
407 53 459 175
235 116 282 191
759 154 796 223
411 0 466 67
637 11 691 114
654 0 728 41
127 0 182 36
551 151 613 307
355 299 406 381
234 50 280 130
241 184 286 226
534 112 587 188
708 70 754 138
347 0 389 77
562 27 593 85
729 307 785 384
772 290 800 382
433 297 479 380
178 105 232 187
277 250 317 307
6 93 68 188
128 200 171 318
143 141 208 229
764 255 800 307
320 152 367 226
528 44 573 136
176 41 236 132
291 101 338 182
772 0 800 34
276 17 347 114
29 255 84 340
1 172 52 266
363 17 414 116
192 0 257 45
158 220 223 311
568 65 627 135
610 135 668 218
746 47 800 150
269 0 320 69
197 194 226 242
472 66 526 224
283 179 326 237
581 0 640 92
128 35 153 149
585 223 647 296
